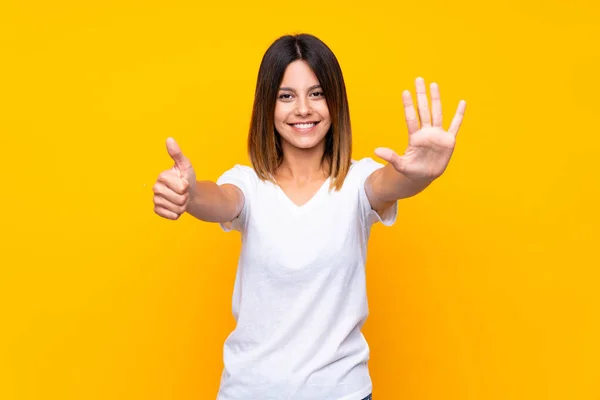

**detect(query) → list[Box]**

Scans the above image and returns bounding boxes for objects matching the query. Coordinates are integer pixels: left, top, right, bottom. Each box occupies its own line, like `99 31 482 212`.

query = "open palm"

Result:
375 77 466 183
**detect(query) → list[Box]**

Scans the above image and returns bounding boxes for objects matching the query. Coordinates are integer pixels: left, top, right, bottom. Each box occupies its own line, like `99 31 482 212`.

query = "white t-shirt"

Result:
215 157 398 400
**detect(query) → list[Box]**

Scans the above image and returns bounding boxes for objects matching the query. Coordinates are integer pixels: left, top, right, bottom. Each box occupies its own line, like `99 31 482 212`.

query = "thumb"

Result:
374 147 404 172
166 137 192 171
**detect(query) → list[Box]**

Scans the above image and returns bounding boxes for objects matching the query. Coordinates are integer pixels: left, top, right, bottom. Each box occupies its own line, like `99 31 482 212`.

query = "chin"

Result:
295 142 321 150
290 135 327 150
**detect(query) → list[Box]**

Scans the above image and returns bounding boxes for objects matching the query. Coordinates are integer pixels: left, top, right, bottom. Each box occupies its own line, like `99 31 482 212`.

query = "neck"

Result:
276 140 328 182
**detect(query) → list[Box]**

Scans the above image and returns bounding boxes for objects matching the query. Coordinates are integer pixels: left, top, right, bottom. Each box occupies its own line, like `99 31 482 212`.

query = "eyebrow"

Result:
278 84 322 92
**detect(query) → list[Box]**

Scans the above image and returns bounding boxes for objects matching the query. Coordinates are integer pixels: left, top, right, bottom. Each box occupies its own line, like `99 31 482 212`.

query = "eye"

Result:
311 91 324 98
278 93 293 100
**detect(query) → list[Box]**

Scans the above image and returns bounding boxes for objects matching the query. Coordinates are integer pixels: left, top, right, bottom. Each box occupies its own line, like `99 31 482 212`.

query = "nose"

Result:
294 97 312 116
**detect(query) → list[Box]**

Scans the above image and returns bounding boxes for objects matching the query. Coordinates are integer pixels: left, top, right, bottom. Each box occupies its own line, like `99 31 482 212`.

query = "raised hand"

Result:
153 138 197 220
374 77 466 183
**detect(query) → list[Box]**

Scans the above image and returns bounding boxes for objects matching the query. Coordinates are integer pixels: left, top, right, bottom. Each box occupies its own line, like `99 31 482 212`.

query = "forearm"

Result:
368 163 434 205
186 180 239 223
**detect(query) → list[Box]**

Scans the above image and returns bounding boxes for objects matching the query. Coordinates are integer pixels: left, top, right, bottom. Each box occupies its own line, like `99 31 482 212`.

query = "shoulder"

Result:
217 164 257 182
348 157 386 181
219 164 256 176
216 164 260 196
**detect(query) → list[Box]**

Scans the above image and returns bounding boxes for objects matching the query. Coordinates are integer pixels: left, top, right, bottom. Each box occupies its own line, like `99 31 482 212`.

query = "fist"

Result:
153 137 197 220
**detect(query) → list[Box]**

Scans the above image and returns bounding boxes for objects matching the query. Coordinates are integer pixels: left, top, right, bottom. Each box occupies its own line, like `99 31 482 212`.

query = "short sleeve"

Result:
216 164 255 232
353 157 398 228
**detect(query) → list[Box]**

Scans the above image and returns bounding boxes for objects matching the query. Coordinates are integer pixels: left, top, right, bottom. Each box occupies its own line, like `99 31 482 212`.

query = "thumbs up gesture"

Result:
153 138 197 220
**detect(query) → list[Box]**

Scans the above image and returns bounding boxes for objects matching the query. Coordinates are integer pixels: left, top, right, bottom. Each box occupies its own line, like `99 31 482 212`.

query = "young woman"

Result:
153 33 466 400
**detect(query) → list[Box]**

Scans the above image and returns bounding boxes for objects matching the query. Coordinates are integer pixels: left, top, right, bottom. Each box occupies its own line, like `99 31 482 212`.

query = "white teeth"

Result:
293 123 316 128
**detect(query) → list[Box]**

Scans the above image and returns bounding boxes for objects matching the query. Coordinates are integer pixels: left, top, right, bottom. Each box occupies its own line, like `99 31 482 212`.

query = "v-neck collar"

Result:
272 176 331 210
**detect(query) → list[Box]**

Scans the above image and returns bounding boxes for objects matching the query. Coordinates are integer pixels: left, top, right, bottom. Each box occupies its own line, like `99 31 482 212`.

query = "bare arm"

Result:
154 138 244 223
364 164 432 214
186 181 244 224
367 78 466 215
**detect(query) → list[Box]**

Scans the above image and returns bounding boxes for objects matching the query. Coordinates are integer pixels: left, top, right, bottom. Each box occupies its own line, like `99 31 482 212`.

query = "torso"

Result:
215 158 397 400
272 173 329 207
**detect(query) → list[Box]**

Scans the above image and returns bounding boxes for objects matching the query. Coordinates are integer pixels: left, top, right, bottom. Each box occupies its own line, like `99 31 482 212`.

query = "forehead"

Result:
280 60 320 88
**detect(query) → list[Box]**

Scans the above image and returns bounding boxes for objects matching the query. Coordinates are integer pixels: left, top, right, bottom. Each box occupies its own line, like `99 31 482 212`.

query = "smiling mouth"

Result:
288 121 320 128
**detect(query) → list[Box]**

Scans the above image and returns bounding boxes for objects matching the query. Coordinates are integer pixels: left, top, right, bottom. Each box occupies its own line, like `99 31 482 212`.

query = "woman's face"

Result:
274 60 332 152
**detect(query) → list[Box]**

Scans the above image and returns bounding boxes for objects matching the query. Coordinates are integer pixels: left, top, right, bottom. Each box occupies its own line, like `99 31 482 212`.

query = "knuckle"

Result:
160 171 174 183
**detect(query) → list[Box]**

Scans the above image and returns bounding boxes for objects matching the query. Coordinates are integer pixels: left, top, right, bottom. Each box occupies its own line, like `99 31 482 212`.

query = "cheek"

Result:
273 110 283 124
274 106 291 124
318 105 331 122
321 122 332 137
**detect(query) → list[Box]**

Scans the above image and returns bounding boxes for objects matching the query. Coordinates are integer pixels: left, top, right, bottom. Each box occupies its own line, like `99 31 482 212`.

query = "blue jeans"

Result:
361 395 372 400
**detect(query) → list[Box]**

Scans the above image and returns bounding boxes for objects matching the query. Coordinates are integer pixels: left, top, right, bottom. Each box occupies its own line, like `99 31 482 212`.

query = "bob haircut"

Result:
247 33 352 191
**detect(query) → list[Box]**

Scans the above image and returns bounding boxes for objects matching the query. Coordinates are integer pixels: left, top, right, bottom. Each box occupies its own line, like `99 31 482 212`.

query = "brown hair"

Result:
247 33 352 191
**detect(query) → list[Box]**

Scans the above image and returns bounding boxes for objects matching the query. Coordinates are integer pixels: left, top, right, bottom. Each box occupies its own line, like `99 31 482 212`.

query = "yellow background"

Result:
1 0 599 399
